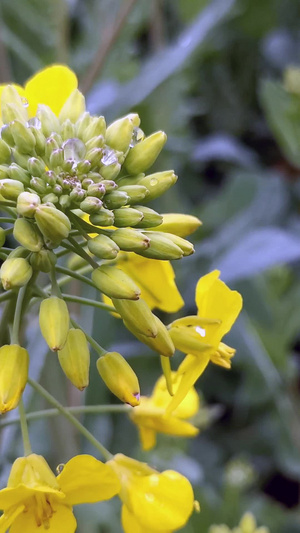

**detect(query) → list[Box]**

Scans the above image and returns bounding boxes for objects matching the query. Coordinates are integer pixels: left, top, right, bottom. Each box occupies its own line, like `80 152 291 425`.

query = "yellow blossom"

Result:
209 512 270 533
130 373 199 450
167 270 242 413
0 453 120 532
108 454 195 533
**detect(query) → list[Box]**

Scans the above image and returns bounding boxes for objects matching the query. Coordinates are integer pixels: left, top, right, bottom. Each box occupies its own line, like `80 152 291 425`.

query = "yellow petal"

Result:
122 504 172 533
151 372 200 418
166 355 210 414
57 455 120 505
25 65 78 117
0 505 24 533
138 426 157 451
10 504 76 533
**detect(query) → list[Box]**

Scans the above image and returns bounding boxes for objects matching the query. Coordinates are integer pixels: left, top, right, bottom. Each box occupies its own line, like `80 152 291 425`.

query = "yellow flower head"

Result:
0 453 120 532
130 373 199 450
209 512 270 533
108 454 195 532
167 270 242 413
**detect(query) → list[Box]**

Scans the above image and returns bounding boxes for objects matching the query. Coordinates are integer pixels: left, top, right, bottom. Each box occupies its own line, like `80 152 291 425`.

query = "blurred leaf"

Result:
193 133 259 168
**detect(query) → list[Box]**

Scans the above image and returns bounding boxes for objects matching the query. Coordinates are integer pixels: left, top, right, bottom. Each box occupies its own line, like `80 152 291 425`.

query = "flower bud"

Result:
35 205 71 246
30 125 46 155
106 116 135 152
1 85 28 123
149 213 202 237
125 314 175 357
86 182 106 198
0 179 24 200
80 196 103 214
8 164 31 185
59 89 86 123
13 218 44 252
118 184 149 205
81 115 106 142
101 180 118 192
85 135 105 151
87 234 119 259
10 120 36 154
11 149 31 169
39 296 70 351
133 205 163 228
137 232 183 260
160 232 194 256
30 249 57 273
104 190 129 209
138 170 178 201
92 265 141 300
96 351 140 406
113 207 144 227
30 177 47 195
0 138 11 164
0 344 29 413
75 112 93 139
89 209 115 227
169 326 212 357
0 228 5 248
61 119 76 141
100 162 121 180
27 156 46 177
58 329 90 390
112 297 158 338
49 148 64 169
110 228 150 252
0 258 32 290
124 131 167 174
1 124 14 146
37 104 61 137
17 192 41 218
7 246 29 259
0 164 9 179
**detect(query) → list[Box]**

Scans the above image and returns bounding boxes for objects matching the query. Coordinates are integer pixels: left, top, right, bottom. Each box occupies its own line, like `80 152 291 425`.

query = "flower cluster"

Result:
209 513 270 533
0 65 245 532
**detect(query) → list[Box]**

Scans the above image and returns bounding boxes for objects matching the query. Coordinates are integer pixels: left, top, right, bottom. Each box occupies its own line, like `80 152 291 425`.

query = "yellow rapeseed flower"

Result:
108 453 195 533
167 270 242 413
130 373 199 450
0 453 120 532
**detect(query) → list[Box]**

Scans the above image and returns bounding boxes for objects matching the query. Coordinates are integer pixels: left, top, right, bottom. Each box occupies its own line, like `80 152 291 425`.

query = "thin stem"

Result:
68 235 99 269
50 265 62 297
62 293 115 312
70 317 107 356
0 404 131 428
55 265 96 289
11 285 27 344
18 399 32 456
0 290 13 303
0 217 16 223
28 378 112 460
80 0 139 94
44 265 93 293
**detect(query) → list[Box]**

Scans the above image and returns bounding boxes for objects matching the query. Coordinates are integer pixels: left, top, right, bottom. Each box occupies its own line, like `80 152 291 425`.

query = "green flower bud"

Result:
86 182 106 198
100 162 121 180
30 126 46 156
0 179 24 200
89 209 115 227
39 296 69 351
0 139 11 164
138 170 177 201
27 157 46 177
1 103 26 125
133 205 163 228
96 351 140 406
11 149 30 169
110 228 150 252
8 164 31 186
35 205 71 247
30 177 47 195
0 344 29 413
125 314 175 357
85 135 105 152
104 190 129 209
118 184 148 205
59 194 72 209
42 193 59 204
37 104 61 137
61 119 76 141
7 246 29 259
100 180 118 192
124 131 167 174
17 192 41 218
1 124 14 146
80 196 103 214
138 232 183 260
106 116 135 152
87 234 119 259
75 112 93 139
0 228 5 248
0 165 9 179
59 89 86 123
112 297 158 338
113 207 144 227
0 258 32 290
13 218 43 252
81 115 106 143
49 149 64 169
160 232 194 256
45 137 59 161
30 249 57 272
58 329 90 390
92 265 141 300
1 85 27 123
148 213 202 236
86 147 102 168
10 120 36 154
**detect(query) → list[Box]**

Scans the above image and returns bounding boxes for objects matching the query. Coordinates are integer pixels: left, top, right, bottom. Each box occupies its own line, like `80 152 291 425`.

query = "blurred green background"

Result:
1 0 300 531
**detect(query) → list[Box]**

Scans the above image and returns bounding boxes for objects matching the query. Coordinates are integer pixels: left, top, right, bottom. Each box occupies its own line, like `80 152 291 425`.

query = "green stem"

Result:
28 378 112 460
43 265 93 293
68 235 99 269
11 285 27 344
62 293 115 312
70 317 107 356
55 265 96 289
50 264 63 297
0 404 131 428
0 217 16 223
18 399 32 455
0 290 13 303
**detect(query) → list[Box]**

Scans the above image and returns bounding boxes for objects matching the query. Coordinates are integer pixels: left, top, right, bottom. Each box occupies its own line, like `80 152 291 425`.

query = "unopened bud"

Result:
87 234 119 259
104 190 129 209
113 207 144 227
75 112 93 139
13 218 43 252
10 120 36 154
86 182 106 198
35 205 71 246
8 164 31 186
58 329 90 390
137 232 183 260
30 249 57 272
138 170 177 201
80 196 103 214
149 213 202 236
0 179 24 200
49 149 64 169
81 116 106 143
0 345 29 413
96 351 140 406
1 86 27 123
100 162 121 181
126 315 175 357
133 205 162 228
59 89 86 123
11 149 31 169
89 208 115 227
112 297 158 338
124 131 167 174
39 296 69 351
106 116 135 152
0 139 11 164
92 265 141 300
61 119 76 141
30 126 46 155
29 177 47 195
37 104 61 137
160 232 194 256
118 184 148 205
0 258 32 290
169 326 212 357
110 228 150 252
85 135 104 152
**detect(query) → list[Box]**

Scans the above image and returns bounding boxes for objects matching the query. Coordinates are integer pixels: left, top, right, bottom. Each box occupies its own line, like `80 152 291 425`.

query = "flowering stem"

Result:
18 399 32 456
0 217 16 223
11 285 27 345
62 293 115 312
0 404 132 428
55 265 96 289
70 318 107 356
28 378 113 461
43 265 93 293
68 235 99 269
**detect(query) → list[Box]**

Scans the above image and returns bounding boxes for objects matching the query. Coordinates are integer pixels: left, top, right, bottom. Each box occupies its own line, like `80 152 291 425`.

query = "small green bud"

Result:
92 265 141 300
100 162 121 180
1 86 27 123
133 205 163 228
138 170 177 201
110 228 150 251
104 190 129 209
85 135 105 152
75 112 93 139
58 329 90 390
0 139 11 164
10 120 36 154
35 205 71 246
118 184 149 205
86 147 102 168
0 228 5 247
27 157 46 177
101 180 118 192
112 297 158 338
113 207 144 227
30 126 46 156
0 258 32 290
148 213 202 236
89 209 115 227
76 159 92 174
39 296 69 351
59 194 71 209
49 149 64 169
124 131 167 174
29 177 47 195
0 165 9 179
0 179 24 200
106 116 134 152
87 234 119 259
1 124 14 146
37 104 61 137
45 137 59 160
13 218 43 252
7 246 29 259
17 192 41 218
81 115 106 142
59 89 86 123
86 182 106 198
137 232 183 260
42 193 59 204
30 249 57 272
8 164 31 186
1 103 26 125
160 232 194 256
80 196 103 214
11 149 30 169
61 119 76 141
0 344 29 414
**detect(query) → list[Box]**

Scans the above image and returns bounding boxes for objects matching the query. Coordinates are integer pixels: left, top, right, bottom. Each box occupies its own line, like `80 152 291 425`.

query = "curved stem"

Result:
55 265 96 289
28 378 112 460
